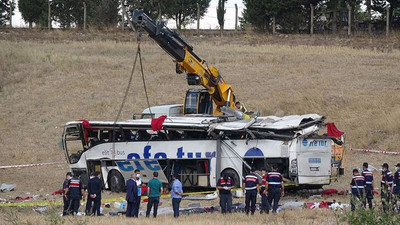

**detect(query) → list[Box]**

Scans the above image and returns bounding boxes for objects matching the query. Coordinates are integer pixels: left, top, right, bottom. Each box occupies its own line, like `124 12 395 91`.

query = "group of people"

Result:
217 165 284 215
125 170 183 218
62 161 400 217
62 171 102 216
350 162 400 212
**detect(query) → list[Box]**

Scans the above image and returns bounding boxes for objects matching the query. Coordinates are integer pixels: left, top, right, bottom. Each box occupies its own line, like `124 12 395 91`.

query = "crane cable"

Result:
111 25 153 149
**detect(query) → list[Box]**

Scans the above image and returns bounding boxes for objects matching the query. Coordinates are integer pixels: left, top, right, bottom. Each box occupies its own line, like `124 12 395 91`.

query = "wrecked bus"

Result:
61 114 342 191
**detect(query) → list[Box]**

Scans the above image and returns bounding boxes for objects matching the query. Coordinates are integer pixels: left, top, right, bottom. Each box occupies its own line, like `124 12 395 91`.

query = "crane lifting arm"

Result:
132 9 235 114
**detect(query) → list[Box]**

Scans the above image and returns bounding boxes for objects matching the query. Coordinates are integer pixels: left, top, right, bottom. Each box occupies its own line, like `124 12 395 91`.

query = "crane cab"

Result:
184 89 213 115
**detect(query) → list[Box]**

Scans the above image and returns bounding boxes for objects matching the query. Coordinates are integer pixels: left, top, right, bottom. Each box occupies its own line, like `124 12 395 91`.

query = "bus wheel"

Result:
222 168 240 188
108 170 125 193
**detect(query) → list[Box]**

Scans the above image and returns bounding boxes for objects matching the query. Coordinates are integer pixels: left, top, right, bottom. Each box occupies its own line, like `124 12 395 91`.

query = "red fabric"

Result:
321 189 338 196
151 115 167 131
52 189 64 195
79 119 93 144
319 201 329 209
327 122 344 138
141 186 148 196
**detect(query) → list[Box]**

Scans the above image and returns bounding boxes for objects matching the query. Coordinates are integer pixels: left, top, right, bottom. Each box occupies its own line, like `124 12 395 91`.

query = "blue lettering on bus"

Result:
177 147 184 158
126 146 216 160
144 160 161 170
154 152 166 159
117 161 134 171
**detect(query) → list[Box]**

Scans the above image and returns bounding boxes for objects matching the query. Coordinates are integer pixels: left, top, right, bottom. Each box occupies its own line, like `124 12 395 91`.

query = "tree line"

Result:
1 0 399 33
0 0 212 30
243 0 400 33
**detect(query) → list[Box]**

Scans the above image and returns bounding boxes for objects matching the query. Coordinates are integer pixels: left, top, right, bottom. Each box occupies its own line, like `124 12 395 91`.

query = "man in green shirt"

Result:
146 171 163 218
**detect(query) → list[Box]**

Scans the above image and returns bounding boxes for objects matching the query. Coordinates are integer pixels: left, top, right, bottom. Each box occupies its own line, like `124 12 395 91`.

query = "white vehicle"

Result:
61 114 337 191
139 104 183 119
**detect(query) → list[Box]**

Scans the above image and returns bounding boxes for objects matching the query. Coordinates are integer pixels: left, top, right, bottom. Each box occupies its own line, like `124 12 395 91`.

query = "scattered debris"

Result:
183 192 218 200
321 189 338 196
308 195 322 200
280 201 305 210
32 205 47 213
1 183 16 192
52 189 63 195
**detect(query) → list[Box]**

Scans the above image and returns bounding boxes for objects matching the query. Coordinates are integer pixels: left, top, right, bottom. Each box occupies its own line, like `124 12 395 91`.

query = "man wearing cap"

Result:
350 169 365 211
393 163 400 205
361 162 374 209
243 167 259 215
65 172 85 215
62 172 72 216
381 163 393 212
217 172 235 214
266 165 284 214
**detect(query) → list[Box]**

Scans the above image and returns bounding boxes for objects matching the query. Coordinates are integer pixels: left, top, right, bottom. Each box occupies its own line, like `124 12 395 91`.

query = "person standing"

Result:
381 163 393 212
62 172 72 216
216 172 235 214
393 163 400 208
350 169 366 211
87 172 102 216
126 173 138 217
260 168 268 214
266 165 284 214
65 173 85 216
171 173 183 218
243 167 259 215
146 171 163 218
133 169 142 217
85 172 95 215
361 162 374 209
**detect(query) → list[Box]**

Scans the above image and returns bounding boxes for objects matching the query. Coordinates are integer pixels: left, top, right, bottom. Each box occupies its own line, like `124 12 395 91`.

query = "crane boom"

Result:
132 9 235 114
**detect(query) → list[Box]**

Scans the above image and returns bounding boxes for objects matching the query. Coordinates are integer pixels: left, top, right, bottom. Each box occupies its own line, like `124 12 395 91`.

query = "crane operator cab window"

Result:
184 89 213 115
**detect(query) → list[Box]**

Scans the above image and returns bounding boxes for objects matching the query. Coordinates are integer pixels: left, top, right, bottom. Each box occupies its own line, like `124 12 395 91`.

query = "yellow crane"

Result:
132 9 236 116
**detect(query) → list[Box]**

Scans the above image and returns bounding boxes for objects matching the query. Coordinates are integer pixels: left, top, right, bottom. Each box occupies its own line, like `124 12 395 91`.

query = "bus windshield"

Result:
63 124 85 164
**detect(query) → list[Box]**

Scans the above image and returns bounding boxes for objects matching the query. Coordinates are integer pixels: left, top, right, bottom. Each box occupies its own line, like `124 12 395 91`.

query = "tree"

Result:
0 0 15 26
242 0 270 31
18 0 47 28
373 0 400 28
89 0 119 28
217 0 227 36
126 0 169 21
165 0 211 30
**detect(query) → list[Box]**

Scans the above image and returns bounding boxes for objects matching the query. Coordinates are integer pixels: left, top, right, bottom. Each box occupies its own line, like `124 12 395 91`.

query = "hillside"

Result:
1 30 400 200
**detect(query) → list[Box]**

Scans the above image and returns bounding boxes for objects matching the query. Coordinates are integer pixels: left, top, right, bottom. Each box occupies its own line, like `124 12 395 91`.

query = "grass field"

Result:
1 30 400 224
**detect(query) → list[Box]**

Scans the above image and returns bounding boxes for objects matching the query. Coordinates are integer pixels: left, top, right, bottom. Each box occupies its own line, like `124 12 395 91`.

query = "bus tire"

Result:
108 170 125 193
222 168 240 188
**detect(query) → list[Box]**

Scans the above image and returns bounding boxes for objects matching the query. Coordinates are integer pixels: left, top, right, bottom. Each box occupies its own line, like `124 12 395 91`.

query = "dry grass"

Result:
1 31 400 222
0 205 341 225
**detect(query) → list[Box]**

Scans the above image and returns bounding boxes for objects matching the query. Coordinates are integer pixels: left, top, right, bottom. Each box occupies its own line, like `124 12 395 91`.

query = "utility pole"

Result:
48 0 51 29
122 1 125 31
235 3 238 32
9 0 12 28
386 5 390 37
83 1 87 32
310 4 314 35
347 4 351 36
367 0 372 34
272 16 276 34
197 3 200 36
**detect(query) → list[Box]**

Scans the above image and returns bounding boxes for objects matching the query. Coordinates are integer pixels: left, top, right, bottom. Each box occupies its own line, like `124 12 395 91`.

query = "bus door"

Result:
296 138 332 185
